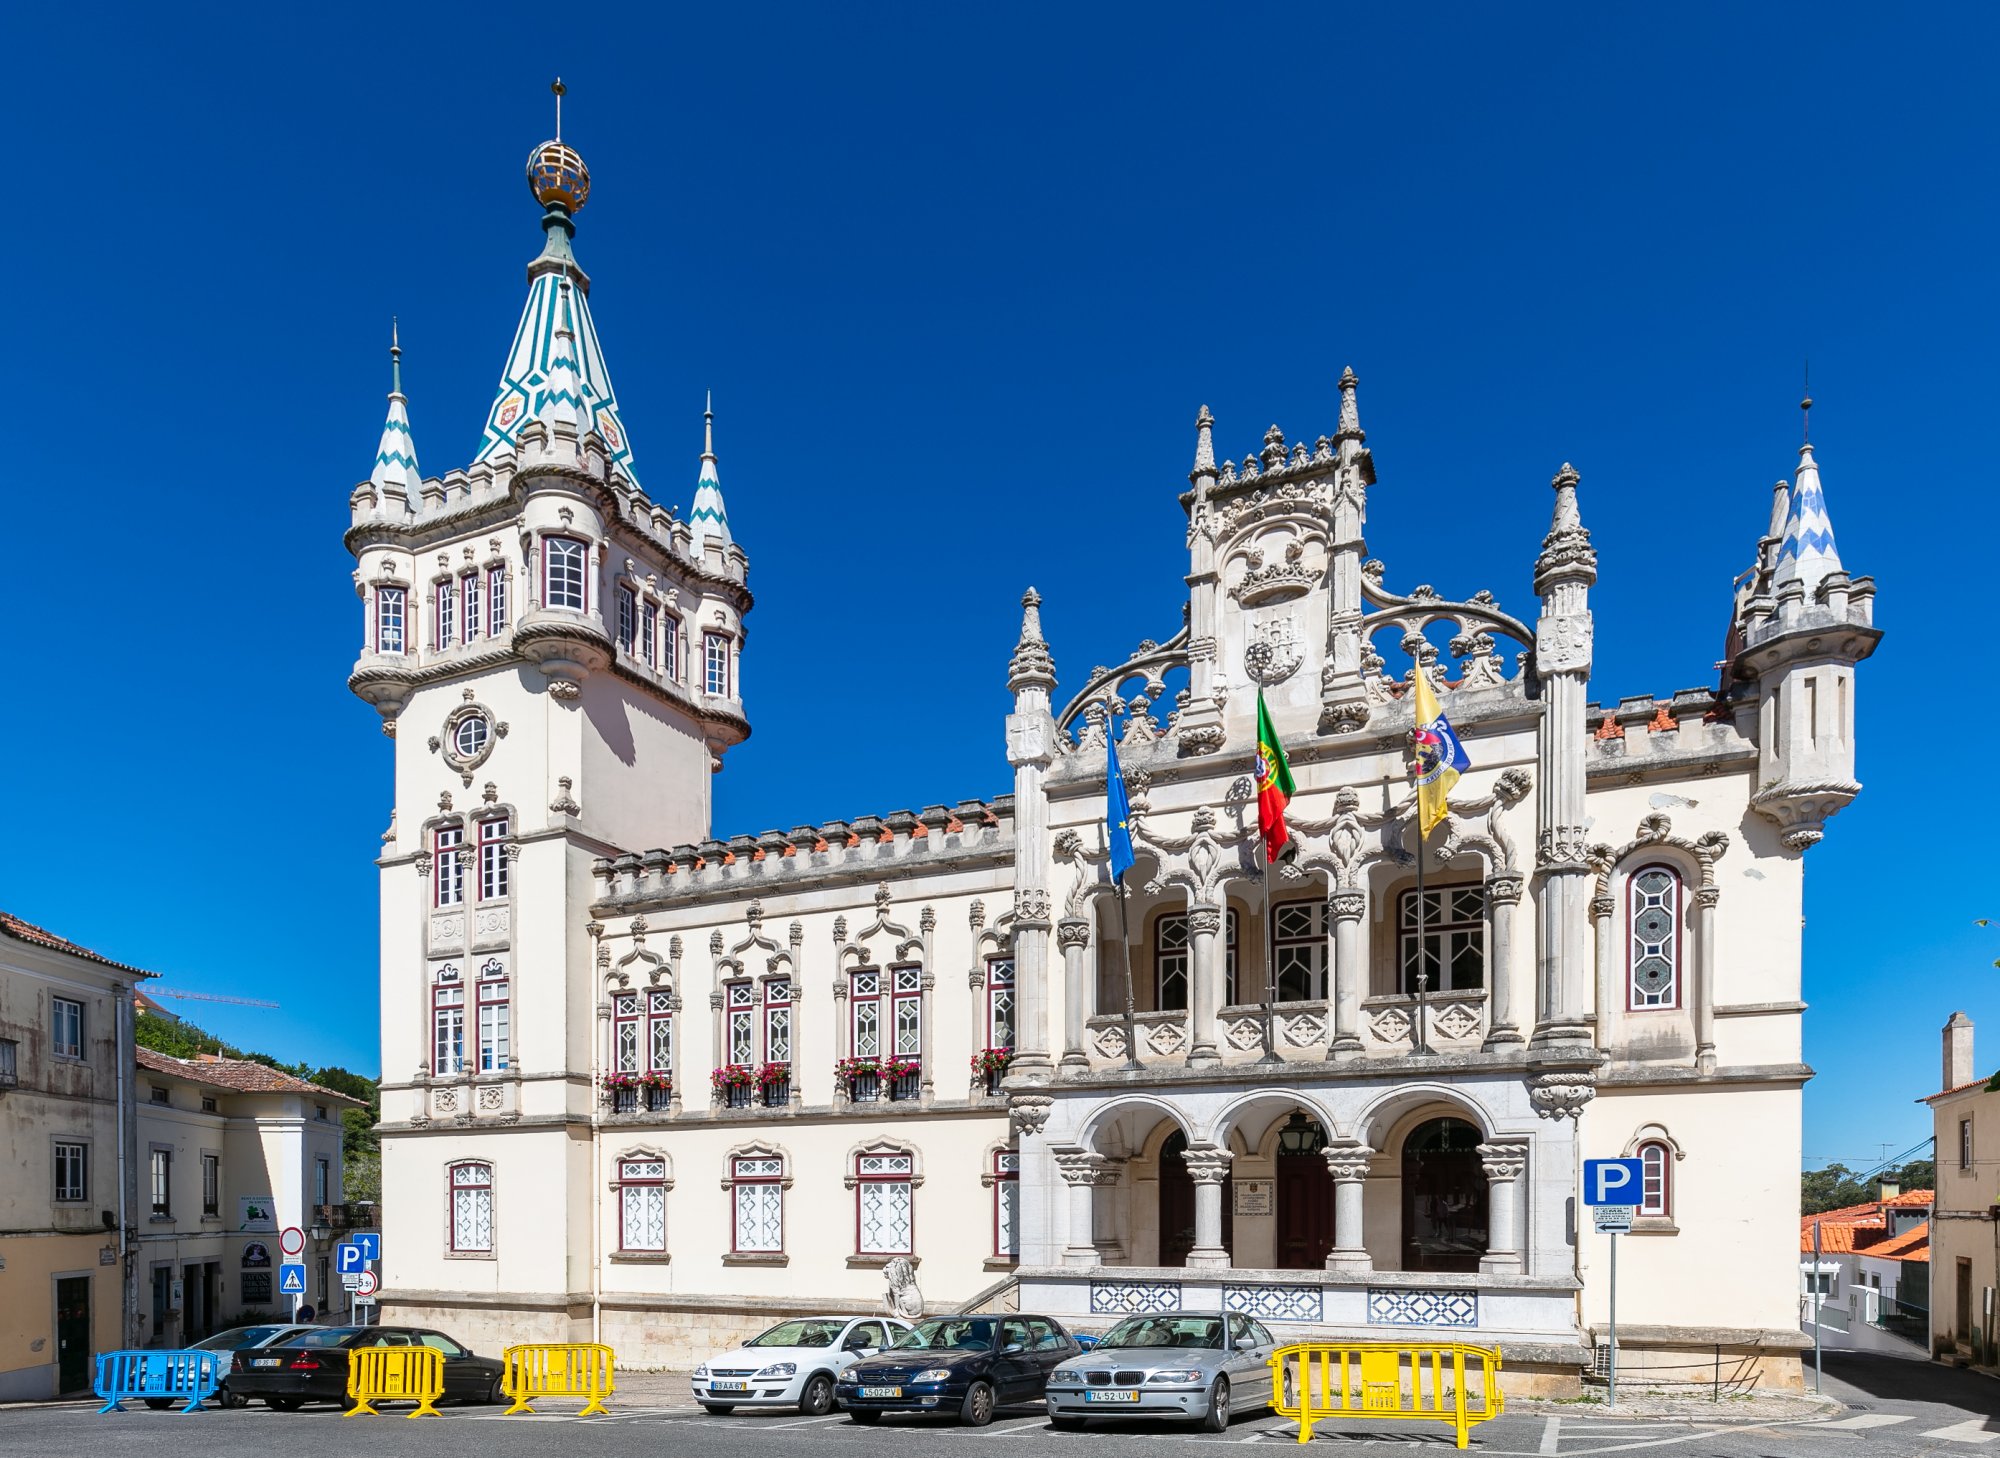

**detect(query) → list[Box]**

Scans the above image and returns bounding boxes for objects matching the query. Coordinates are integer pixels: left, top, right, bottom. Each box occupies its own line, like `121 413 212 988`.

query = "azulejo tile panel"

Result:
1366 1287 1478 1328
1222 1285 1324 1321
1090 1281 1181 1315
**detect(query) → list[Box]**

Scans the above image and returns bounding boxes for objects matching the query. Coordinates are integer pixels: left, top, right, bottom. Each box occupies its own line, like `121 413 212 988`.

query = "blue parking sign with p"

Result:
336 1242 369 1275
1583 1158 1645 1206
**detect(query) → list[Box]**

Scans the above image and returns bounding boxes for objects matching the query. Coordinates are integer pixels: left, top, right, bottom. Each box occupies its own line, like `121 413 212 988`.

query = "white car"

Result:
693 1315 913 1415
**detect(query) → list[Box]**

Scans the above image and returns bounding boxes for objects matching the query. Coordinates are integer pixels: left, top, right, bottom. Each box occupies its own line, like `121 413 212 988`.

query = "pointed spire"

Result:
1007 587 1057 695
1772 440 1843 594
1335 366 1363 442
369 318 421 497
539 282 585 437
1191 405 1215 475
1533 462 1598 593
688 392 732 553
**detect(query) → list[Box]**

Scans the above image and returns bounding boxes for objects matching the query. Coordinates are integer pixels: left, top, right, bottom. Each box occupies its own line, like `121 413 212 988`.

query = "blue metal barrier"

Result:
93 1349 223 1414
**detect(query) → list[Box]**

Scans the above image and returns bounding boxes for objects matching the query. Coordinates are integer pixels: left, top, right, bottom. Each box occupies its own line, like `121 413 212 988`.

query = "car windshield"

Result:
194 1325 287 1351
746 1320 842 1348
893 1318 995 1351
1099 1316 1225 1350
289 1328 369 1348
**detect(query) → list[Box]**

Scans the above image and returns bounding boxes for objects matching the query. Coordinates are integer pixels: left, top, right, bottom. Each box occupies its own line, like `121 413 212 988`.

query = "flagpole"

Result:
1413 805 1430 1054
1258 840 1280 1065
1115 876 1142 1073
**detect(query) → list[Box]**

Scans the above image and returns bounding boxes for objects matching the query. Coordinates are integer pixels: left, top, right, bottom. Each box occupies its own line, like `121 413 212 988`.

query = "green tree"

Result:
1801 1163 1872 1215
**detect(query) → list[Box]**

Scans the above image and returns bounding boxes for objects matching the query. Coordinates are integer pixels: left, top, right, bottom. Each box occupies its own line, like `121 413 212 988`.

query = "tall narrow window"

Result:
0 1036 17 1086
1637 1141 1672 1217
461 572 482 642
855 1150 915 1256
647 991 673 1076
432 966 465 1076
435 579 455 648
1398 888 1485 994
612 992 641 1075
545 537 587 611
890 968 922 1060
479 819 510 901
51 996 83 1059
993 1150 1020 1260
851 970 880 1058
488 566 508 632
704 632 730 696
477 959 510 1072
201 1153 219 1217
150 1148 172 1217
662 615 682 681
449 1162 493 1253
616 585 637 653
1154 911 1240 1010
1627 866 1682 1010
731 1155 785 1253
434 825 465 908
54 1142 87 1202
617 1158 667 1252
376 587 406 655
641 602 658 666
315 1157 331 1208
764 979 792 1066
1962 1119 1974 1170
1271 899 1328 1001
726 982 755 1066
986 958 1016 1051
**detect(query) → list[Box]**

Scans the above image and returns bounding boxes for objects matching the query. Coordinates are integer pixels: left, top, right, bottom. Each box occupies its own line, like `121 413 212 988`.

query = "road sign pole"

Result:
1812 1217 1823 1394
1608 1230 1618 1408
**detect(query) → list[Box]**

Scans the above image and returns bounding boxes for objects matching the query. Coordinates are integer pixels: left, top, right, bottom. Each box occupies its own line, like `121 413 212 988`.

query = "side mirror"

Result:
1235 1337 1257 1351
1002 1343 1025 1355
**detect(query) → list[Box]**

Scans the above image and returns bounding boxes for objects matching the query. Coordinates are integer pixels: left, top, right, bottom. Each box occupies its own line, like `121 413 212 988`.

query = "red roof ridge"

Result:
1 911 158 981
136 1047 366 1106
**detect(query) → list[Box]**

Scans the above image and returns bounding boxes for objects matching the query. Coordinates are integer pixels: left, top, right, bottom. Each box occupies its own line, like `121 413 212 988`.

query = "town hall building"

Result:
347 116 1877 1391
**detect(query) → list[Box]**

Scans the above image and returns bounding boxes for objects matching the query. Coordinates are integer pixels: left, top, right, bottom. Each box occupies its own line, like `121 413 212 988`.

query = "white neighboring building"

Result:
133 1051 365 1343
351 115 1877 1393
1800 1190 1931 1355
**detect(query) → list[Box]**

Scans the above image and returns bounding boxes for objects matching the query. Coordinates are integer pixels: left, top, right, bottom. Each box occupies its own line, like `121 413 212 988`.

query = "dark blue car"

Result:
836 1314 1080 1426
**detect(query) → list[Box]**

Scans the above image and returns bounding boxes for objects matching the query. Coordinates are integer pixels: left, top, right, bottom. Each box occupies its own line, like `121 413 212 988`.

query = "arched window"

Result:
432 964 465 1076
854 1147 916 1256
616 1157 667 1252
1155 911 1239 1011
1638 1140 1672 1216
730 1152 786 1253
1627 865 1683 1010
448 1162 493 1253
544 537 587 611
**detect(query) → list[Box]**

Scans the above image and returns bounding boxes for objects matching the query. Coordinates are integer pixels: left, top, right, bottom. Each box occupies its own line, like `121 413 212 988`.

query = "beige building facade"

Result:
1927 1012 1999 1363
0 915 147 1399
352 125 1876 1392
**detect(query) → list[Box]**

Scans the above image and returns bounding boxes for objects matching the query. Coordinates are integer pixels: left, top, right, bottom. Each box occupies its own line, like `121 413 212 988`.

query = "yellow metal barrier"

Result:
1268 1342 1503 1449
500 1342 616 1417
343 1345 446 1418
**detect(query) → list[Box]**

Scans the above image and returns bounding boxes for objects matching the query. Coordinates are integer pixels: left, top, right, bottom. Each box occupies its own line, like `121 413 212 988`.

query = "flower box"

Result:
880 1058 922 1102
712 1064 756 1108
971 1047 1013 1095
611 1087 637 1114
837 1056 883 1103
723 1083 753 1109
644 1084 673 1112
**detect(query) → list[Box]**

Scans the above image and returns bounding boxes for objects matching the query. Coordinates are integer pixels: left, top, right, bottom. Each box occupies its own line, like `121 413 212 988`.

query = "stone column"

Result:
1323 1141 1374 1271
1477 1141 1528 1274
1058 918 1091 1073
1589 891 1615 1040
1483 874 1525 1049
1694 887 1720 1074
1183 1144 1234 1268
1091 1157 1127 1262
1327 890 1366 1061
1006 590 1059 1081
1054 1150 1112 1267
1186 903 1223 1068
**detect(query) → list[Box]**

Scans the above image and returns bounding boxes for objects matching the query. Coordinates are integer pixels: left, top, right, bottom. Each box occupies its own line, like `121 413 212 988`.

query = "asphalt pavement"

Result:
8 1350 1999 1458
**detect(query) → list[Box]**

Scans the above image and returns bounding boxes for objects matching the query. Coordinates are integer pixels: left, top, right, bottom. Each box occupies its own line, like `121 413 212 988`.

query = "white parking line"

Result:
765 1415 851 1429
1812 1413 1912 1430
1922 1420 2000 1444
1540 1415 1561 1454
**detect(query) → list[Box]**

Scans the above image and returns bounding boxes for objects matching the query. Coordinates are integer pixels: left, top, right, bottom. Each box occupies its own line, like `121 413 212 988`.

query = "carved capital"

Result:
1181 1145 1234 1184
1485 874 1526 907
1328 890 1367 922
1529 1069 1597 1121
1187 905 1223 937
1322 1143 1374 1183
1589 894 1615 920
1477 1142 1529 1183
1694 886 1721 910
1056 918 1091 950
1053 1151 1123 1188
1008 1095 1054 1136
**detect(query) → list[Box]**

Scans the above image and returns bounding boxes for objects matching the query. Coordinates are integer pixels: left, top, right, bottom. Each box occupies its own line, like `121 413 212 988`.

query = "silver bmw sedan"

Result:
1043 1310 1279 1431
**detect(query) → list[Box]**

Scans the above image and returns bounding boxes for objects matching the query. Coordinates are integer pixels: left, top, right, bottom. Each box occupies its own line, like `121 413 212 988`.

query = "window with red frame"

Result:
435 579 455 648
986 957 1016 1051
725 982 755 1065
647 990 673 1074
448 1161 492 1252
889 967 922 1061
434 825 465 907
488 566 509 632
1628 865 1682 1010
731 1155 784 1252
617 1158 666 1251
764 979 792 1066
478 819 510 901
993 1149 1019 1260
476 958 509 1073
461 572 482 642
544 537 587 611
855 1150 915 1255
850 970 880 1058
1637 1141 1671 1216
432 965 465 1075
375 586 406 655
612 992 640 1075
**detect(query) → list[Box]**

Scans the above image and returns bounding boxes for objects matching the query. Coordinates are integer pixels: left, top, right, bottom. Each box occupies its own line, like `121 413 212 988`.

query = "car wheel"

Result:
960 1380 996 1427
1279 1365 1296 1412
143 1397 174 1410
1199 1377 1230 1432
1050 1414 1085 1431
266 1395 302 1412
700 1402 735 1415
849 1408 882 1424
799 1373 836 1416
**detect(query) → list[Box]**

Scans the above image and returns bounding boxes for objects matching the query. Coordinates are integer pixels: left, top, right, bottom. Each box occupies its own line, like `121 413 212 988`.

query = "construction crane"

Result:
148 988 280 1010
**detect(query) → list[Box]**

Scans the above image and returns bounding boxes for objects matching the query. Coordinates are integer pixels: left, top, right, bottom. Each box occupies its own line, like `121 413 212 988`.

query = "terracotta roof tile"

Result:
136 1048 366 1107
1868 1221 1931 1262
1 911 157 980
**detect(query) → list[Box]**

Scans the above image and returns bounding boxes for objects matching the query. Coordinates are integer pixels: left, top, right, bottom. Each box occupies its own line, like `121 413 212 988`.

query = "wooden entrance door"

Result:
1275 1147 1335 1269
1158 1130 1232 1265
55 1276 90 1394
1959 1258 1974 1346
1401 1117 1488 1273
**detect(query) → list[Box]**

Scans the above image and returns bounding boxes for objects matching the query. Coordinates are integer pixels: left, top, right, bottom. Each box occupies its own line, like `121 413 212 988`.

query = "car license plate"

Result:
253 1358 283 1368
859 1386 903 1398
1086 1390 1139 1403
712 1381 748 1391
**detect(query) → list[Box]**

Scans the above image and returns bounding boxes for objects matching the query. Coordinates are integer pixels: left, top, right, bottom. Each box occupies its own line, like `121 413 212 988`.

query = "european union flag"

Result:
1106 732 1136 882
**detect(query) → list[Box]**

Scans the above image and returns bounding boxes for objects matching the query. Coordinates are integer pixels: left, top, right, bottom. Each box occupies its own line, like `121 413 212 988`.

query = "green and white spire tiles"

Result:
688 392 731 552
370 319 421 495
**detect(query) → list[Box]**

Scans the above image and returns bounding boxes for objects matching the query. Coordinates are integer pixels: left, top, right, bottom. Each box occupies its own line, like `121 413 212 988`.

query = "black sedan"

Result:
836 1314 1080 1426
226 1326 505 1410
193 1323 313 1408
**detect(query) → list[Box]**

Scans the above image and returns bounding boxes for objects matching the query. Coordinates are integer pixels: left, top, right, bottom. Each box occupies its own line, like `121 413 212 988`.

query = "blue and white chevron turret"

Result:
689 393 731 553
1771 440 1842 596
369 320 421 498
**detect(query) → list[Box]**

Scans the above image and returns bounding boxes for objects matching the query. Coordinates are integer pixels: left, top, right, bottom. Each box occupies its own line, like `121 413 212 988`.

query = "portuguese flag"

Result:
1254 691 1295 865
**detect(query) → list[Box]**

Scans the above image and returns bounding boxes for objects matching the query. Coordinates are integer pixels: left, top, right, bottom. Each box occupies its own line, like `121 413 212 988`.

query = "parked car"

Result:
192 1324 314 1408
225 1326 504 1410
691 1315 912 1415
836 1314 1081 1427
1044 1310 1278 1431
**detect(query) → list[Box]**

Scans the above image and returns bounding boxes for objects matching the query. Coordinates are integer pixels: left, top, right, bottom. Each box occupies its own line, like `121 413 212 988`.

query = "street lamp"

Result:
1276 1111 1326 1157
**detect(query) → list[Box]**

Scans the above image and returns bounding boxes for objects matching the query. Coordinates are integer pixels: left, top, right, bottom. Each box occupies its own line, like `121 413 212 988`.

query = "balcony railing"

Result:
312 1203 368 1233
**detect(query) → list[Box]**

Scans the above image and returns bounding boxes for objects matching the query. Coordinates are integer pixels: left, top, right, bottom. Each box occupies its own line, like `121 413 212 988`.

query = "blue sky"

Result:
3 4 1993 1173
